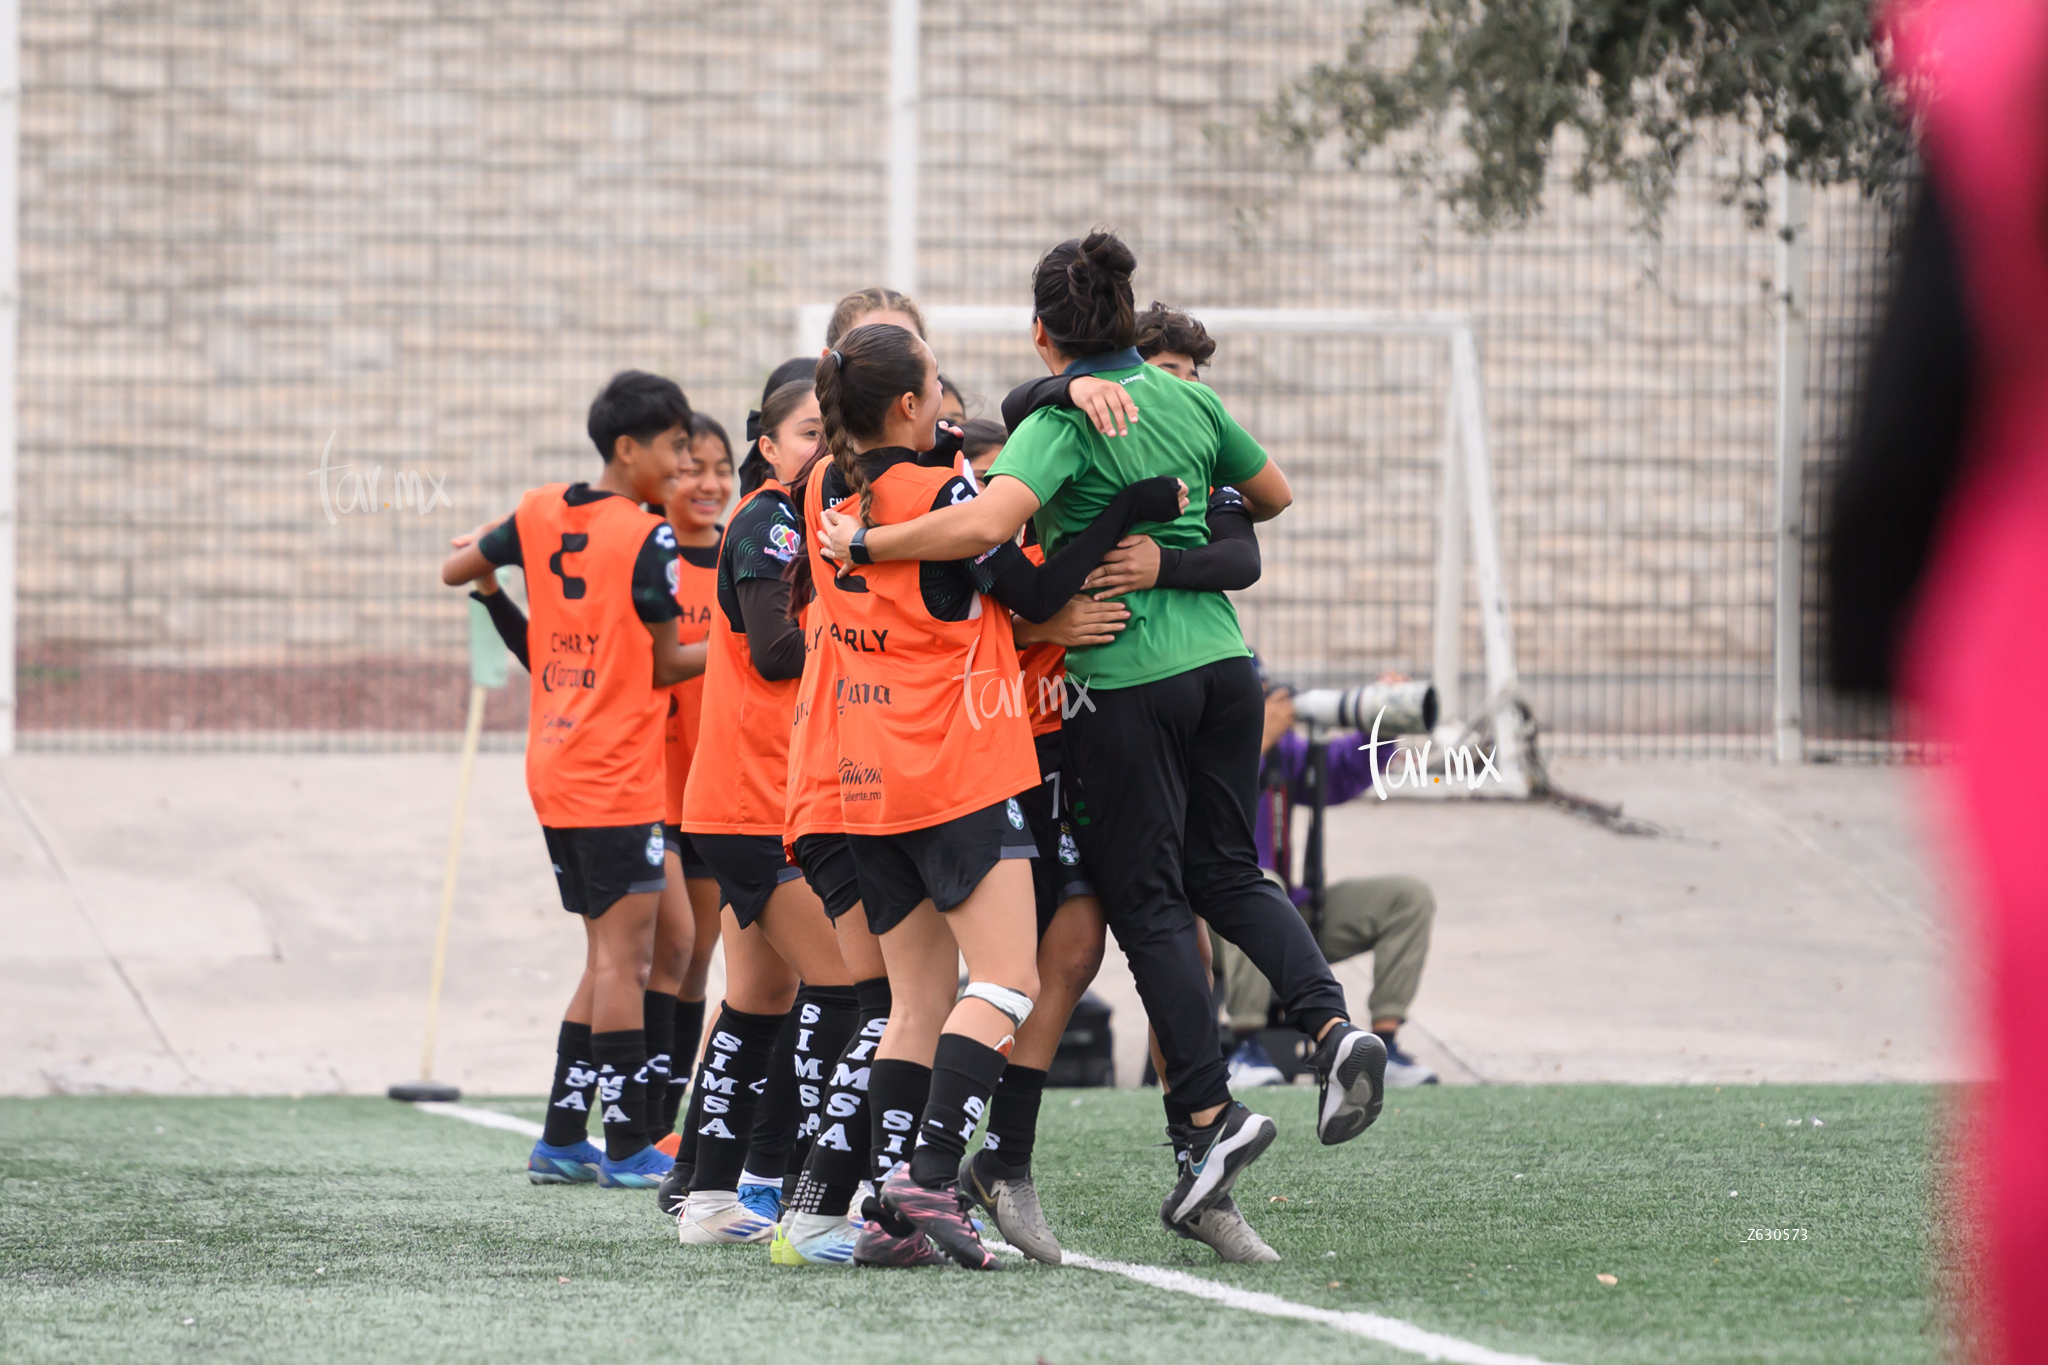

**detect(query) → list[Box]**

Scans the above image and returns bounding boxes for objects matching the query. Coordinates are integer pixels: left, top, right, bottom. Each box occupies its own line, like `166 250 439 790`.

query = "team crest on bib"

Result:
645 826 664 865
1006 798 1024 830
1058 830 1080 866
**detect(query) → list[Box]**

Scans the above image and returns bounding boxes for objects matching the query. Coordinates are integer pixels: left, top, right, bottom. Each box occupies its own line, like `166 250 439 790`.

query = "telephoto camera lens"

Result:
1291 680 1437 734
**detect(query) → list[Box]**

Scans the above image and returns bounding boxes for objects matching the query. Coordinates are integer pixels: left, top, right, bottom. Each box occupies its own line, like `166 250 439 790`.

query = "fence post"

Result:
0 0 18 756
1431 342 1466 733
886 0 920 297
1772 171 1809 764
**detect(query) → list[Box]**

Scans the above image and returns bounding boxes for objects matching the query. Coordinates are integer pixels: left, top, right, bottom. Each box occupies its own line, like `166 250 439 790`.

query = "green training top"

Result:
987 361 1268 690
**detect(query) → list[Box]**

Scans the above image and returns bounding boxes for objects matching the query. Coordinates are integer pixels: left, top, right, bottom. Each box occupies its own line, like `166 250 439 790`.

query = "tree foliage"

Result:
1268 0 1912 233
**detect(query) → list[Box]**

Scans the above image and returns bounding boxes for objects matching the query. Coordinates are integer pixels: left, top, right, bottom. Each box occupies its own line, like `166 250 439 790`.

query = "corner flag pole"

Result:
391 582 511 1103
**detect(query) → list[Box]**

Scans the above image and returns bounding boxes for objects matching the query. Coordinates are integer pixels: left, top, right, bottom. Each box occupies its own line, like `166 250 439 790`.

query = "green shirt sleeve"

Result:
1200 386 1270 488
987 410 1087 508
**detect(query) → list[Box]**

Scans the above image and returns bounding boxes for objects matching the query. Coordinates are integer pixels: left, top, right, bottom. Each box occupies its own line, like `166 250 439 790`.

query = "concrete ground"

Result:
0 752 1974 1096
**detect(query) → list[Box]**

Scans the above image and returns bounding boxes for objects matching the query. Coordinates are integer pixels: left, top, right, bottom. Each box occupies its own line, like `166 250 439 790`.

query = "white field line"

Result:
411 1102 1572 1365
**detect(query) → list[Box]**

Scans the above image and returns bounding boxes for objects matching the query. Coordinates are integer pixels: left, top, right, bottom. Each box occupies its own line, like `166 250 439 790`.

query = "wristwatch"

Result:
849 526 873 566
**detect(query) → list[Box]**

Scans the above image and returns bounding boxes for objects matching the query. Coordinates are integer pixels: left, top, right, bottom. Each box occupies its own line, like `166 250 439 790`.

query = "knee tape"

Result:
961 981 1033 1031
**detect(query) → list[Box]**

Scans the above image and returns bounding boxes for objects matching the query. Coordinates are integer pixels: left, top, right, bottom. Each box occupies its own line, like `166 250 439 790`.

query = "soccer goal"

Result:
794 304 1529 798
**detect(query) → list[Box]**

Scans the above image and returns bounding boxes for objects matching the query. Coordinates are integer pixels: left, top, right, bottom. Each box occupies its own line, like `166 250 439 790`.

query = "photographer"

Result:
1215 684 1440 1088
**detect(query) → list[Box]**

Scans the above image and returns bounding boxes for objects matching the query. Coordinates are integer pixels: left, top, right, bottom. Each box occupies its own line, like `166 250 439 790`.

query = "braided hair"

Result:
812 323 933 531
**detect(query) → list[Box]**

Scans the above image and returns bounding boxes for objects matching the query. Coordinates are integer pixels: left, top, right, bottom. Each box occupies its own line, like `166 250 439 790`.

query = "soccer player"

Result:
961 381 1278 1264
671 381 863 1244
440 370 705 1189
647 417 734 1151
820 231 1389 1248
813 322 1181 1269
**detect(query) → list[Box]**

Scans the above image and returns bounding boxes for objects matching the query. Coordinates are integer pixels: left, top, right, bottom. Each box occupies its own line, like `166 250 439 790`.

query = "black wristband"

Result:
849 526 873 566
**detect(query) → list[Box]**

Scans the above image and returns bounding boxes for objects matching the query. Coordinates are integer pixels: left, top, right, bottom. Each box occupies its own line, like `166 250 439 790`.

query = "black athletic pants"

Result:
1064 655 1349 1112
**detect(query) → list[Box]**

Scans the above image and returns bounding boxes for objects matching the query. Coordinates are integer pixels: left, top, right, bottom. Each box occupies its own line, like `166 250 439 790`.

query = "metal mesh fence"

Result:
15 0 1902 756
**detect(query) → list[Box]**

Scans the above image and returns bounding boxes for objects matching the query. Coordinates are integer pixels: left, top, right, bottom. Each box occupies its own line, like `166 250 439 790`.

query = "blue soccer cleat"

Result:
598 1142 675 1189
737 1181 784 1224
528 1138 604 1185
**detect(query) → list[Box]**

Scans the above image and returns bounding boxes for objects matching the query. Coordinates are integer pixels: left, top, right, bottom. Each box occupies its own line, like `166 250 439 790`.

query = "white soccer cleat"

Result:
676 1190 778 1245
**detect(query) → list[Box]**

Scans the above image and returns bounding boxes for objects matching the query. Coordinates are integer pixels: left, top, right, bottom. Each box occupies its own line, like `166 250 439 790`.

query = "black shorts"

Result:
792 832 864 923
846 796 1038 935
542 822 667 920
1021 732 1096 936
660 823 714 881
690 832 803 929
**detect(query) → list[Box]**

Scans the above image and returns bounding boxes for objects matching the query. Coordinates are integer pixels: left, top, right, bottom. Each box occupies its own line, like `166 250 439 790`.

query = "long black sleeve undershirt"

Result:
472 590 531 672
1001 374 1073 434
982 476 1182 622
735 576 806 681
1154 491 1260 592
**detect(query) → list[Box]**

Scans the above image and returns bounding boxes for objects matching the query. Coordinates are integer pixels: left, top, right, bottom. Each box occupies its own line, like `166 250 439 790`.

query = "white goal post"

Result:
795 304 1529 797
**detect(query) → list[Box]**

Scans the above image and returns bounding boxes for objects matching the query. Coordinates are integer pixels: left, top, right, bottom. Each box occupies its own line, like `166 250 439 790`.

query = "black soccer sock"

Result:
687 1004 785 1193
667 996 706 1134
740 1005 803 1187
1162 1092 1194 1129
794 984 860 1152
977 1063 1047 1179
868 1058 931 1183
592 1029 652 1162
909 1033 1009 1189
791 976 890 1216
642 990 678 1141
540 1021 598 1148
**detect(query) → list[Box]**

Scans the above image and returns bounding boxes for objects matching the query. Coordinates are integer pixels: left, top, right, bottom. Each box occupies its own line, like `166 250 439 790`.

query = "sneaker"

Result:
653 1131 682 1158
1227 1036 1287 1088
851 1216 944 1267
960 1152 1063 1265
878 1164 1000 1270
527 1138 603 1185
596 1142 673 1188
1383 1035 1439 1087
737 1181 784 1225
1307 1021 1388 1146
1161 1101 1277 1226
772 1211 860 1266
676 1190 778 1244
1163 1193 1281 1263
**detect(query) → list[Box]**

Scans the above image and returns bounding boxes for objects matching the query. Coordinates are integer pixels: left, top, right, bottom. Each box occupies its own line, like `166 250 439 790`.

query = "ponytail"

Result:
813 324 930 533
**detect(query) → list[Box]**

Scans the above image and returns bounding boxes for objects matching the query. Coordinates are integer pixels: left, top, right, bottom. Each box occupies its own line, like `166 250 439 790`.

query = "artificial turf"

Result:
0 1085 1945 1365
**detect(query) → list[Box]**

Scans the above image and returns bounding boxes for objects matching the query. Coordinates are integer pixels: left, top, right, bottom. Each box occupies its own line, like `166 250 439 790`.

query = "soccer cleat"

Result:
737 1181 784 1226
772 1211 860 1266
960 1151 1063 1264
878 1165 1000 1270
1226 1036 1287 1088
597 1142 674 1189
1164 1193 1281 1263
653 1131 682 1158
851 1216 944 1268
1307 1022 1388 1145
1383 1036 1440 1088
676 1191 779 1245
527 1139 603 1185
1161 1101 1277 1226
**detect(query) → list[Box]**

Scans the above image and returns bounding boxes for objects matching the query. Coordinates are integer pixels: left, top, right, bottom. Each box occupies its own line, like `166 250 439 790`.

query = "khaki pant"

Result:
1214 874 1435 1031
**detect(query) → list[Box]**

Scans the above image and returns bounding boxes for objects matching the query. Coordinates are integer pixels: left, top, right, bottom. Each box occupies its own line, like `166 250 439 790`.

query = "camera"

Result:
1290 680 1438 735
